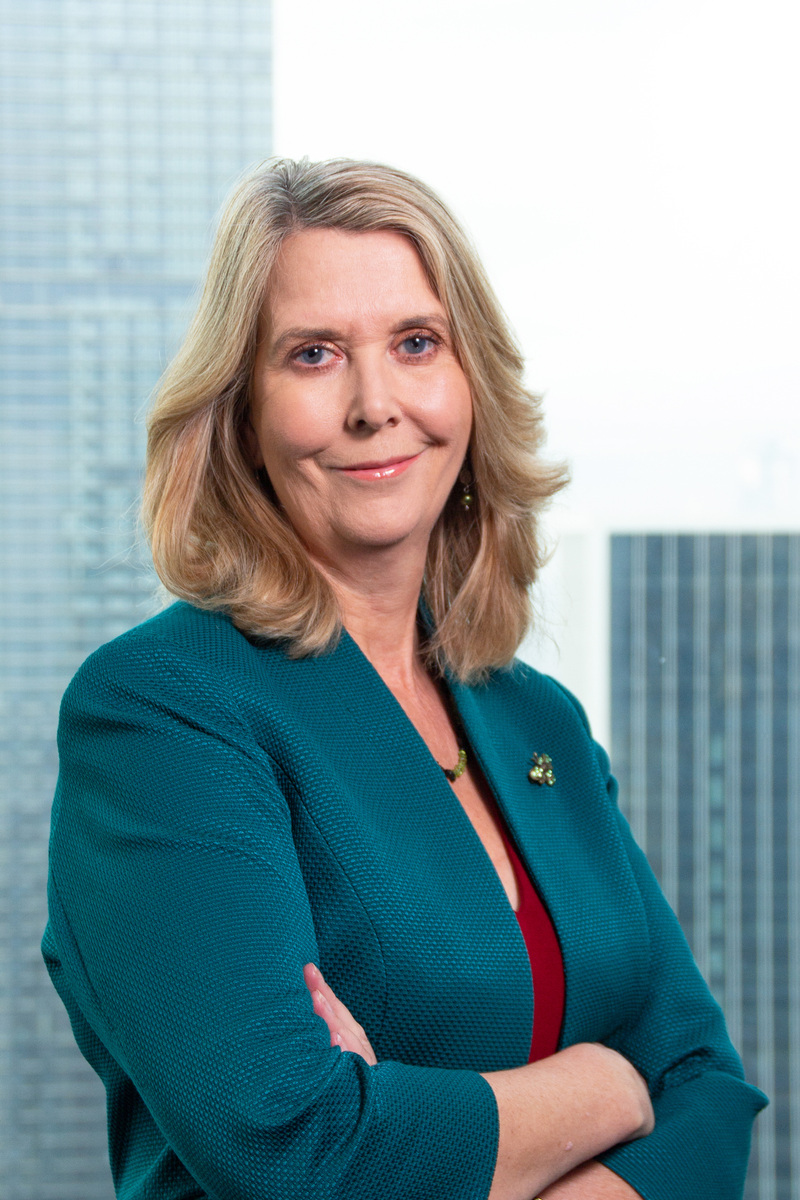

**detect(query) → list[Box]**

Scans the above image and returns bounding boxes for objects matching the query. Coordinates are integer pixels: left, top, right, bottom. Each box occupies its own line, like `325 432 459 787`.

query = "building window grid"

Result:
611 533 796 1199
1 3 271 1195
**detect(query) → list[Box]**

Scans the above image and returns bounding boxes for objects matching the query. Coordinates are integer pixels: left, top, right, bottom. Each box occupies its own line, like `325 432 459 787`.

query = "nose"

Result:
345 353 401 433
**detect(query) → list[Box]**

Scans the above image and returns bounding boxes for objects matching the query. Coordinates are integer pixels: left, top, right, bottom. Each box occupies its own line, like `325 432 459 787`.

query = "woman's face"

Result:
248 228 473 569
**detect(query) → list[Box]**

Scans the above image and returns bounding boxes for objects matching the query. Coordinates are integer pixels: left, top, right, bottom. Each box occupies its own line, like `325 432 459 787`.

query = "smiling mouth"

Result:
333 453 422 481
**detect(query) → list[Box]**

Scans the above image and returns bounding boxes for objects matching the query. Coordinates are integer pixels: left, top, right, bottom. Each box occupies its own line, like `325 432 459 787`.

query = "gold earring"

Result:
459 465 474 510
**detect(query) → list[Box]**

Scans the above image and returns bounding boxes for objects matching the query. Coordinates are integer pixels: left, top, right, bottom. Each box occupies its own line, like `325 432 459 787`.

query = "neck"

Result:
310 540 430 692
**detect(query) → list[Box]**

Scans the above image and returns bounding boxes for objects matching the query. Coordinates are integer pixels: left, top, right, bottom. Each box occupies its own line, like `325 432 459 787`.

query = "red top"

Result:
496 819 565 1062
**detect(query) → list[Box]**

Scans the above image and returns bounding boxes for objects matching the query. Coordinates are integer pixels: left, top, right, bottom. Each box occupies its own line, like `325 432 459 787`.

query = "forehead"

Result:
265 228 444 331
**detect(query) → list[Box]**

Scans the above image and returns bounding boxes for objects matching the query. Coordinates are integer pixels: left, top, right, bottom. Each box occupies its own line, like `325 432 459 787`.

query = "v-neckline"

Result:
334 625 527 917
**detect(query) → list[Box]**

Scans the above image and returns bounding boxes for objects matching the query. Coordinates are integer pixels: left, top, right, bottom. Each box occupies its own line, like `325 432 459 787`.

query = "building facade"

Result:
611 534 799 1199
0 2 271 1195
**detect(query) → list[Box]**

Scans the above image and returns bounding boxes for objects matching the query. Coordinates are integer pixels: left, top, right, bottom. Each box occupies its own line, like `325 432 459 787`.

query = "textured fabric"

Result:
42 601 767 1200
496 820 565 1062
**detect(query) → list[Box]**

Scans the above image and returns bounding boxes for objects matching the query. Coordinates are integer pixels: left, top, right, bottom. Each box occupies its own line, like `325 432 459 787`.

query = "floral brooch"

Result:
528 753 555 786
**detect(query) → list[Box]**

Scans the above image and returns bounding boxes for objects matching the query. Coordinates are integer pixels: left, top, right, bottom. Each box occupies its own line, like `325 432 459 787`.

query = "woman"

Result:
43 157 766 1200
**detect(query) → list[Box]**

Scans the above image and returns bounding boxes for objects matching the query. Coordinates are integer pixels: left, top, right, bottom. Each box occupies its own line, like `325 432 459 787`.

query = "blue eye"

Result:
401 335 434 355
296 345 329 366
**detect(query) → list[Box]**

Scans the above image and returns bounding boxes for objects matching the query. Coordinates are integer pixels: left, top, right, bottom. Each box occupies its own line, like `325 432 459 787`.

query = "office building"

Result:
0 2 271 1195
611 533 798 1200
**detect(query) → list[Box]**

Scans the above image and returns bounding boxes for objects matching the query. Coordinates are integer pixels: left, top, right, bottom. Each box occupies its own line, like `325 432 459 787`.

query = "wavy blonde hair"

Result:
143 157 568 682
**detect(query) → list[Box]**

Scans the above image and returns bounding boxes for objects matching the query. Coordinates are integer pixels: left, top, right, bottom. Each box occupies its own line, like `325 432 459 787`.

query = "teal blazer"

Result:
43 601 766 1200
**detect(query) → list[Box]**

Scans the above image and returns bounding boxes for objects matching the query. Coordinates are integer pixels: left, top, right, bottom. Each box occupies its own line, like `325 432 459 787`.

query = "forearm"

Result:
541 1161 642 1198
480 1044 652 1200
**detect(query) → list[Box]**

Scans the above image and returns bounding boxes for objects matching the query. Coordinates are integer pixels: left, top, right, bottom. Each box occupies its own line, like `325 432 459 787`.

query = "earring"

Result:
459 465 475 511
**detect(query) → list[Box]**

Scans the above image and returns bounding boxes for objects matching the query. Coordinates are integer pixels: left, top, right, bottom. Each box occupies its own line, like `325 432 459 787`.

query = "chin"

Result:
332 517 435 553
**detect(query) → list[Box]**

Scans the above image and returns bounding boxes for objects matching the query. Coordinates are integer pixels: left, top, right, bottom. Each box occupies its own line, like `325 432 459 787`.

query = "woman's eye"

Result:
400 334 436 356
295 345 331 366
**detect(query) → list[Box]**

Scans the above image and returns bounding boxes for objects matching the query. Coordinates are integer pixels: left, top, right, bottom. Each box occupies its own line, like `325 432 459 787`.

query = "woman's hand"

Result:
303 964 652 1197
303 962 378 1065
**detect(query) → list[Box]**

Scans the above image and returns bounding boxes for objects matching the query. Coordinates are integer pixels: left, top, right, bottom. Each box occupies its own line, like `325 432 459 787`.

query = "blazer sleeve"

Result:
552 683 768 1200
45 638 499 1200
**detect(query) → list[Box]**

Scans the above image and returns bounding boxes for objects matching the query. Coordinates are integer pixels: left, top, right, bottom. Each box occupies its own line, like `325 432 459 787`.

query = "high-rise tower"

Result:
0 3 271 1195
611 533 798 1200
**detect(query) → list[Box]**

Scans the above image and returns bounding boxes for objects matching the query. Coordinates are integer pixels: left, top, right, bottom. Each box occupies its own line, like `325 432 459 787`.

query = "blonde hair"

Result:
143 157 568 682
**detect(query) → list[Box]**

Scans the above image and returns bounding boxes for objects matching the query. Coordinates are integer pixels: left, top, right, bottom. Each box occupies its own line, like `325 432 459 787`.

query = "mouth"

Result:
333 452 422 481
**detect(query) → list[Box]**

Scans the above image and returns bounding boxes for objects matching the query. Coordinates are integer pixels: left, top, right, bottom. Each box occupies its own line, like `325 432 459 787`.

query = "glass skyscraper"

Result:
0 2 271 1195
611 534 799 1200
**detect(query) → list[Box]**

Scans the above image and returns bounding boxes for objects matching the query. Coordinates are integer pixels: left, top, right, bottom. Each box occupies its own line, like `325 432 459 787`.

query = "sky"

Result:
272 0 799 725
272 0 799 530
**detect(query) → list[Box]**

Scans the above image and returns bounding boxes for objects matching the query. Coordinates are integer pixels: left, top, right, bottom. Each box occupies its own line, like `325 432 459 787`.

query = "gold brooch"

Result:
528 753 555 786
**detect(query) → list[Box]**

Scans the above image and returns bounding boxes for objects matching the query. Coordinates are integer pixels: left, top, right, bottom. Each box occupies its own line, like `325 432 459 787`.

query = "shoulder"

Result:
60 602 281 730
459 656 596 742
57 602 367 761
511 659 593 730
67 600 252 679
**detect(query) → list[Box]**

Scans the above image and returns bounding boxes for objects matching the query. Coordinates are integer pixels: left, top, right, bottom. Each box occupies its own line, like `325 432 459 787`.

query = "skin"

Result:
305 962 650 1199
249 228 652 1200
249 226 473 589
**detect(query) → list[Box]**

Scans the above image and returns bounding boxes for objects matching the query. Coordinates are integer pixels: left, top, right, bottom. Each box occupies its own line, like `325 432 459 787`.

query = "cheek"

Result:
425 370 473 447
254 386 335 469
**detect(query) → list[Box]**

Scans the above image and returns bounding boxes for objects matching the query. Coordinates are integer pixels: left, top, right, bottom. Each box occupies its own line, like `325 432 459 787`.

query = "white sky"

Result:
273 0 800 533
273 0 799 729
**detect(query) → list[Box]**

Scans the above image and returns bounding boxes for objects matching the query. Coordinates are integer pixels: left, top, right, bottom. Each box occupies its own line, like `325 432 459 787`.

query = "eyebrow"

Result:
268 313 452 357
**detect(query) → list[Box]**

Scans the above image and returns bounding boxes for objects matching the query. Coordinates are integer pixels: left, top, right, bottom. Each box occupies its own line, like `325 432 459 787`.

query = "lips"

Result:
333 452 421 481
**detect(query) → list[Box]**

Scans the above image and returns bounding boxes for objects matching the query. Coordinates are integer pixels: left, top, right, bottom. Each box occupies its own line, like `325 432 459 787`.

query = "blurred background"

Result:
1 0 797 1196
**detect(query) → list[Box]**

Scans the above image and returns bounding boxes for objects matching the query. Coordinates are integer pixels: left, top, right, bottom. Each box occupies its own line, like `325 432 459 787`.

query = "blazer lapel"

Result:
449 665 650 1048
286 631 537 1069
